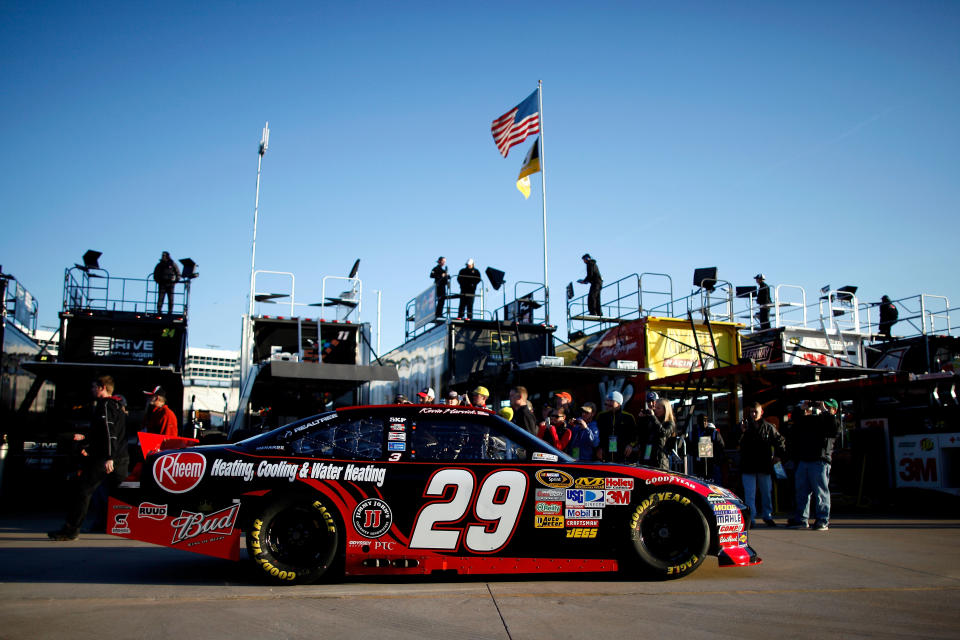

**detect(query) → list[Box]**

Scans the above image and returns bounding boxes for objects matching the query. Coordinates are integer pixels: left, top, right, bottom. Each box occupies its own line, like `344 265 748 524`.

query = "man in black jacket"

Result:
788 399 842 530
755 273 771 330
457 259 481 319
578 254 603 317
430 256 449 319
509 386 537 435
49 375 130 541
153 251 181 314
878 295 898 340
738 402 787 527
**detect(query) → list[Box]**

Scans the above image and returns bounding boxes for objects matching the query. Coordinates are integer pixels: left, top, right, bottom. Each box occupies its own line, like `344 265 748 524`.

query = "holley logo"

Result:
153 452 206 493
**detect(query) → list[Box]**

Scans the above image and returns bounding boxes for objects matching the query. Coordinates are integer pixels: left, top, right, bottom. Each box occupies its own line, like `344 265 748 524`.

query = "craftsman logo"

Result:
566 518 599 527
353 498 393 538
154 452 206 494
138 502 168 521
170 504 239 544
535 469 574 489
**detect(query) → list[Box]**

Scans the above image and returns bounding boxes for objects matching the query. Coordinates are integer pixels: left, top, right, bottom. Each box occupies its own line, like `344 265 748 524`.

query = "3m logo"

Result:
605 490 630 505
899 457 937 482
153 452 206 494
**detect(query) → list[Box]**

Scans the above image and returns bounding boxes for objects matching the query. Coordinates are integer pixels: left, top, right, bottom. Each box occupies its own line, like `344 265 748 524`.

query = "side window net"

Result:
290 416 384 460
412 420 525 462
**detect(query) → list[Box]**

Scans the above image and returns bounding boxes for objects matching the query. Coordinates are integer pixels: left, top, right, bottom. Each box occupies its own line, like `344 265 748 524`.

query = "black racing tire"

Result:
246 495 340 585
627 491 710 580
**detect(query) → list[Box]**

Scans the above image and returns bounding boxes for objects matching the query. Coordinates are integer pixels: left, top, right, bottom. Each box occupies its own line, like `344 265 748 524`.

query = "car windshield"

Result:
236 412 338 446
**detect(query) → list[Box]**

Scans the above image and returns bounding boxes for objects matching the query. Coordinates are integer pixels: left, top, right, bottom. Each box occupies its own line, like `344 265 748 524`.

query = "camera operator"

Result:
787 399 841 531
541 405 573 451
567 402 599 461
738 401 787 527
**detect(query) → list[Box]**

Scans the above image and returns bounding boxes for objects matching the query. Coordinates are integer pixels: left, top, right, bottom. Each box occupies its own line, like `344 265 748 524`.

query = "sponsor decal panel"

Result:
566 518 599 527
574 477 604 488
111 512 130 534
565 528 598 539
604 490 630 505
387 442 406 452
716 512 743 526
170 504 240 545
535 488 564 500
154 452 206 493
532 452 559 462
138 502 168 521
605 477 634 490
645 475 698 490
534 515 565 528
718 523 744 534
535 501 563 515
387 432 406 441
535 469 574 489
565 508 603 519
565 489 606 508
353 498 393 538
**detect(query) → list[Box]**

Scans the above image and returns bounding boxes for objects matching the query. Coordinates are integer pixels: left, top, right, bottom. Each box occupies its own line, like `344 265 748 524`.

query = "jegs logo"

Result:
169 504 239 544
153 452 206 494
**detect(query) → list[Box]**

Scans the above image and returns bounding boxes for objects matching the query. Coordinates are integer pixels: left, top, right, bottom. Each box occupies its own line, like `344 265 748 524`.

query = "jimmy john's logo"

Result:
353 498 393 539
535 469 574 489
154 452 206 494
138 502 168 521
574 477 604 488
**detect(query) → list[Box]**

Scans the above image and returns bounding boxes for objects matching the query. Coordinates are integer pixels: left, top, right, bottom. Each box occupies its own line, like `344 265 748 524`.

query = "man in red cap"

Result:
142 386 178 437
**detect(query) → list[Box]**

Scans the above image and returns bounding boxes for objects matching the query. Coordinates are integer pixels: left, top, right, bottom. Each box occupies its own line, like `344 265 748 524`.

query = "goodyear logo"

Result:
574 477 604 488
536 469 574 489
534 515 564 528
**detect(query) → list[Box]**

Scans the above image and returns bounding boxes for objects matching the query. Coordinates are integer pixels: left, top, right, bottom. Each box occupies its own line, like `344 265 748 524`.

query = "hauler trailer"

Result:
6 253 193 505
230 268 397 438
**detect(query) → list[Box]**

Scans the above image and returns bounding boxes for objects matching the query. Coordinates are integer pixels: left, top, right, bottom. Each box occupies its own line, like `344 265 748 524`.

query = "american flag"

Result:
491 90 540 158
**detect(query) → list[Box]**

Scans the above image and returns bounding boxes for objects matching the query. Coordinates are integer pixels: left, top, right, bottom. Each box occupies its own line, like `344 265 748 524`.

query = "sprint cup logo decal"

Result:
154 452 207 493
170 504 239 545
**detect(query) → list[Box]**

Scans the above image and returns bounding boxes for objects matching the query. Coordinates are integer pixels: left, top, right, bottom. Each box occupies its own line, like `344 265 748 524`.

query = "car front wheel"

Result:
246 495 340 585
627 491 710 580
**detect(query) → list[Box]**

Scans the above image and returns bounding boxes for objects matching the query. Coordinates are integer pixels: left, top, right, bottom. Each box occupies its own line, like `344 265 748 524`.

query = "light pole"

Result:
242 122 269 385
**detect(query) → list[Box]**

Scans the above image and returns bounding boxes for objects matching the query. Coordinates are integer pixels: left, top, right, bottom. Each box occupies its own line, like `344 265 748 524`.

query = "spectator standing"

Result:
878 295 898 340
446 390 461 405
755 273 772 330
738 402 787 527
578 254 603 317
568 402 599 461
788 399 842 530
509 386 538 435
595 391 636 462
142 386 178 437
430 256 450 318
470 386 489 409
416 387 435 404
153 251 181 314
456 259 482 319
49 375 129 541
631 395 675 470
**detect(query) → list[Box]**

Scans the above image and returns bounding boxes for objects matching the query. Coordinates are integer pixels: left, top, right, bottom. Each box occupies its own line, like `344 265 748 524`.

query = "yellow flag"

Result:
516 175 531 199
515 138 540 199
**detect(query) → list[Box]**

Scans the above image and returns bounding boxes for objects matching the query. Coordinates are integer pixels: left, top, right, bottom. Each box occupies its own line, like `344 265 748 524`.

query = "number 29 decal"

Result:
409 468 527 553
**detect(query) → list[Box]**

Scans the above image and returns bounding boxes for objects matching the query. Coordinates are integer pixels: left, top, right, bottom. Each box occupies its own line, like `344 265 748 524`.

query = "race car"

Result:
109 404 761 584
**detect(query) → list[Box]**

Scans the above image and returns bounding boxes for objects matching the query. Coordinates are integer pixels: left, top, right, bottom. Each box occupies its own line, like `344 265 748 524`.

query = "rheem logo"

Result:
153 453 206 494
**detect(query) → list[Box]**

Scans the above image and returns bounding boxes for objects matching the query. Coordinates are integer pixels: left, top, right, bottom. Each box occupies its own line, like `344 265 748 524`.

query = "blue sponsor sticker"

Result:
387 442 406 452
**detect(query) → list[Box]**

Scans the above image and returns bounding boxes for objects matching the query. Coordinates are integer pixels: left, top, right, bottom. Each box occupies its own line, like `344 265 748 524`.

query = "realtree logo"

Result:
153 452 207 493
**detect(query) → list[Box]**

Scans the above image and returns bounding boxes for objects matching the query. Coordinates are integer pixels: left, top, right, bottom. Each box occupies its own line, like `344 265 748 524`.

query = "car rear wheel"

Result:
627 491 710 580
246 496 340 585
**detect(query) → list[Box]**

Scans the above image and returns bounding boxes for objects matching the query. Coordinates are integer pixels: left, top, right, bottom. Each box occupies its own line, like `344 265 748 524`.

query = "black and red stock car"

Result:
109 404 761 583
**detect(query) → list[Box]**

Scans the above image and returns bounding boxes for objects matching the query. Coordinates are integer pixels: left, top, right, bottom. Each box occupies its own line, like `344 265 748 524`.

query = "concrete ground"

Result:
1 513 958 639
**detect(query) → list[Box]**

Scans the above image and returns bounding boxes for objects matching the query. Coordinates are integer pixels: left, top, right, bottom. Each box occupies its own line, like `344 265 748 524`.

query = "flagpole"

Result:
537 80 549 328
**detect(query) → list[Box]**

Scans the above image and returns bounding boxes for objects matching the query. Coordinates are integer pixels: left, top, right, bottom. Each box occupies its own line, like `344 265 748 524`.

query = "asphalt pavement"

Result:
0 513 958 639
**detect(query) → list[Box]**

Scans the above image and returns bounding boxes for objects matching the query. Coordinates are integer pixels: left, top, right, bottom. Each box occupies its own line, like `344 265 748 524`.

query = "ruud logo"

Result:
153 452 206 494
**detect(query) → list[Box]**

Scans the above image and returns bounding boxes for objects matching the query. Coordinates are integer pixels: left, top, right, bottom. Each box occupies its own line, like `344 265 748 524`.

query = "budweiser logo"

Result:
169 504 239 544
153 452 206 494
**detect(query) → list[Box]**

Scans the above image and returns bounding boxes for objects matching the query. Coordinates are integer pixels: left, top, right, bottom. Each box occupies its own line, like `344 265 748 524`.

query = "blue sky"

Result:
2 1 958 353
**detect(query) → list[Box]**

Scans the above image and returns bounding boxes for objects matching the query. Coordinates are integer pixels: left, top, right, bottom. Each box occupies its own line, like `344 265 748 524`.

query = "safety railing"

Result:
858 293 953 339
62 267 188 316
567 273 643 337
